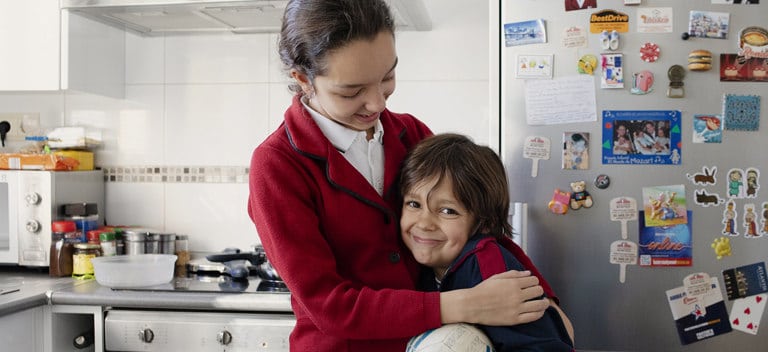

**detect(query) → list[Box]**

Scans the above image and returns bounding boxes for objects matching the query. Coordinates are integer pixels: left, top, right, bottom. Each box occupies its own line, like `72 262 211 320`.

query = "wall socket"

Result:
0 113 41 142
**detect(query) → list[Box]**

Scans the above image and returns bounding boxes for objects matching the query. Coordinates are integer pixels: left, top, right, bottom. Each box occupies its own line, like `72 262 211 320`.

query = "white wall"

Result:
0 0 490 253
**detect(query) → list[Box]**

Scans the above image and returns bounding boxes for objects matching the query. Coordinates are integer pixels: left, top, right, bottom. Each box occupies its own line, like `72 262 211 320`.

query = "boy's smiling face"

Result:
400 174 477 278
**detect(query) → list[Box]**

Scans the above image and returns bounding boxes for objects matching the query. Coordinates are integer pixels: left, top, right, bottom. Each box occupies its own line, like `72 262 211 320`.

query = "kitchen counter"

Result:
1 266 292 316
0 266 80 316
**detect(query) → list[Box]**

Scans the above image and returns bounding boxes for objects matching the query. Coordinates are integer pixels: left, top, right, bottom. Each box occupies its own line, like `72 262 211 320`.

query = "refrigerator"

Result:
500 0 768 351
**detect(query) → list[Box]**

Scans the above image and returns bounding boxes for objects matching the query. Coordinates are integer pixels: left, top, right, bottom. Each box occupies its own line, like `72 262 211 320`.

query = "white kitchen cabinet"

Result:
0 305 45 352
0 1 124 97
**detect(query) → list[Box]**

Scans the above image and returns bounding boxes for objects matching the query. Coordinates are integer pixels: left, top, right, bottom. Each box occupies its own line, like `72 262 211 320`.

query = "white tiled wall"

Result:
0 0 490 253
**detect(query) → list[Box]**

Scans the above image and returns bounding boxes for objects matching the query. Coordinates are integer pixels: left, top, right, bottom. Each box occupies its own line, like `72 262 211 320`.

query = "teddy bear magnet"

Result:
569 181 594 210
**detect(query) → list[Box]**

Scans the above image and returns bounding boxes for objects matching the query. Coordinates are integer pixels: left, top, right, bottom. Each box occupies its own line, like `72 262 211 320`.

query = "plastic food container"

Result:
91 254 177 288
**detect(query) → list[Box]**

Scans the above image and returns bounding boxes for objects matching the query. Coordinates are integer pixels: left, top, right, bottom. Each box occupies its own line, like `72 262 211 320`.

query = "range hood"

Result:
61 0 432 36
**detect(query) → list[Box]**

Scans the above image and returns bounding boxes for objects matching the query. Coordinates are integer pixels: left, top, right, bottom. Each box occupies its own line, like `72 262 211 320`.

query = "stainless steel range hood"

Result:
61 0 432 36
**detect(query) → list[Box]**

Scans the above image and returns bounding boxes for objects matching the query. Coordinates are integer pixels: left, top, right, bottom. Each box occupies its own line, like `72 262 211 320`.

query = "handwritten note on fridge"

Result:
524 75 597 125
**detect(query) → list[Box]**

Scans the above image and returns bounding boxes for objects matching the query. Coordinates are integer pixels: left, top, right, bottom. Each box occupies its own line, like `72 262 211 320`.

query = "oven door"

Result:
0 171 19 264
104 309 295 351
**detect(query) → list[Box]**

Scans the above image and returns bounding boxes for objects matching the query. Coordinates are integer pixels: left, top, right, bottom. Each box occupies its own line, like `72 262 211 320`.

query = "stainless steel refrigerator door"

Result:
501 1 768 351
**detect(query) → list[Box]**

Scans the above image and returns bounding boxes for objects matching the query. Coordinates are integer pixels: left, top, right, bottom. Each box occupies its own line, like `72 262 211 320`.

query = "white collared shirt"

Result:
301 97 385 196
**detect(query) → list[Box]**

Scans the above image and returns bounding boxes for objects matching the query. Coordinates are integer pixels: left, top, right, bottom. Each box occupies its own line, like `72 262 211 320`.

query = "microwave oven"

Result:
0 170 104 266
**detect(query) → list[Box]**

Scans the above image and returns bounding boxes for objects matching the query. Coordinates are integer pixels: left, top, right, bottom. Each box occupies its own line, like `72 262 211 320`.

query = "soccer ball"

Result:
406 323 495 352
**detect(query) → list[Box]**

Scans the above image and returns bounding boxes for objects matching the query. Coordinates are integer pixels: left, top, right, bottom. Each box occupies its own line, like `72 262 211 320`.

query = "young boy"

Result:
399 133 575 351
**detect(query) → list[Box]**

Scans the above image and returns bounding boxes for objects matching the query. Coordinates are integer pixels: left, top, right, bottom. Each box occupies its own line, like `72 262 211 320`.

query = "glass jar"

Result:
99 231 117 257
72 243 101 280
174 234 190 277
50 221 78 277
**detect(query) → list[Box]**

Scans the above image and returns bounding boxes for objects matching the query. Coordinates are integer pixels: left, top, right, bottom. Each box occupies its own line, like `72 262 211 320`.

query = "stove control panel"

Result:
105 310 295 351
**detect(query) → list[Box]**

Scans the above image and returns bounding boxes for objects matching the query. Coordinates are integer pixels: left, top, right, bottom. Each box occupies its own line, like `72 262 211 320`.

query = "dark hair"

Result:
279 0 396 94
400 133 513 238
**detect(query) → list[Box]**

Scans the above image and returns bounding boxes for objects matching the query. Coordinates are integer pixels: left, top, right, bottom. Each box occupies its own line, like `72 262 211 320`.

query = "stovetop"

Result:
115 275 289 294
113 256 289 294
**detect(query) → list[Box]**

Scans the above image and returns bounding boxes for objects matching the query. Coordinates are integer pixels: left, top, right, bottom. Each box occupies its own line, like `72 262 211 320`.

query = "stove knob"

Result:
216 330 232 346
138 328 155 343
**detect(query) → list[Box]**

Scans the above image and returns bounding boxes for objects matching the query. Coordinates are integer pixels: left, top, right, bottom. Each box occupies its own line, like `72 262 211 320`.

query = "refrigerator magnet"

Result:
666 277 732 345
568 181 593 210
726 168 746 198
600 53 624 89
694 189 725 207
722 200 739 236
609 240 637 283
610 197 638 239
762 202 768 236
688 11 730 40
721 262 768 301
515 54 553 79
743 203 762 238
577 54 597 75
711 237 732 259
687 166 717 186
723 94 760 131
602 110 682 165
642 184 688 227
523 136 550 177
683 273 712 304
692 115 723 143
630 70 654 95
638 210 693 267
562 132 589 170
548 188 571 215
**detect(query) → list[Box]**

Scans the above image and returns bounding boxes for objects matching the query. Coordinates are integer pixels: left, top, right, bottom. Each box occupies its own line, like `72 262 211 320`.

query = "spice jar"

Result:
99 232 117 257
72 243 101 280
50 221 78 277
87 229 102 245
174 234 190 277
123 229 149 255
158 233 176 254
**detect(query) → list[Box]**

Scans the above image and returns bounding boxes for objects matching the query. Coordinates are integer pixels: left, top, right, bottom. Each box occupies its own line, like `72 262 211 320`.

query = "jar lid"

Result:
157 233 176 241
87 230 103 242
52 221 77 233
99 232 116 241
74 243 101 249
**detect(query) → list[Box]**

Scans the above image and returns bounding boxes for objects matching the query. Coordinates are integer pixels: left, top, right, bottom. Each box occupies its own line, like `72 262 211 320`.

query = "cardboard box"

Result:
0 153 80 170
53 150 94 171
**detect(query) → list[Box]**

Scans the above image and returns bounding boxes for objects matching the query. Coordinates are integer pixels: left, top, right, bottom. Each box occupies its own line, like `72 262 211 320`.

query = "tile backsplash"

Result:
0 0 490 253
103 165 249 183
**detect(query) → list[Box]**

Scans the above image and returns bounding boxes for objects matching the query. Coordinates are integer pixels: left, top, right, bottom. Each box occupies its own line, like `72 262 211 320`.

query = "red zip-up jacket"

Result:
248 95 555 351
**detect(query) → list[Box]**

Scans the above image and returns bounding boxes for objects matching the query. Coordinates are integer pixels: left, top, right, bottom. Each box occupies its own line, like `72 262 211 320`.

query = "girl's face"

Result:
293 31 397 136
617 125 627 136
400 175 477 278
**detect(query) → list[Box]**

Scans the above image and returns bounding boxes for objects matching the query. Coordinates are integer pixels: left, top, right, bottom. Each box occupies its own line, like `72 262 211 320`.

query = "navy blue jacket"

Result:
417 234 574 352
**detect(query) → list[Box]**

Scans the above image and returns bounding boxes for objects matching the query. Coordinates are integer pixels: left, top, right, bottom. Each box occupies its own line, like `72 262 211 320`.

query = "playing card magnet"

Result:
722 262 768 301
610 197 638 239
610 240 638 283
523 136 550 177
730 294 767 335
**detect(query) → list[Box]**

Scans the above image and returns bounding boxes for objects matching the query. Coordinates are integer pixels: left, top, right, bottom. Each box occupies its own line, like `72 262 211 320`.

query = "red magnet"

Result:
640 43 660 63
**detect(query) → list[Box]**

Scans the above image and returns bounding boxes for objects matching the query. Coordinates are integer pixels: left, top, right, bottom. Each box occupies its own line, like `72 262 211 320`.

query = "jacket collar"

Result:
283 95 410 208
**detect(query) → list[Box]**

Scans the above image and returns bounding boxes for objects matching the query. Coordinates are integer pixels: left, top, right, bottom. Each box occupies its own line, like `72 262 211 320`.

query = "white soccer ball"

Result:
406 323 495 352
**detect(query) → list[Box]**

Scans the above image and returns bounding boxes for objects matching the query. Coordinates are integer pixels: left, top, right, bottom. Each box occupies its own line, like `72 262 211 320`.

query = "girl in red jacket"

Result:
249 0 557 350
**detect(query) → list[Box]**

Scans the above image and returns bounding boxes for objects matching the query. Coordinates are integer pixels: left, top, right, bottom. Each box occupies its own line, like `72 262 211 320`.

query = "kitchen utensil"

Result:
92 254 177 288
205 245 283 283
